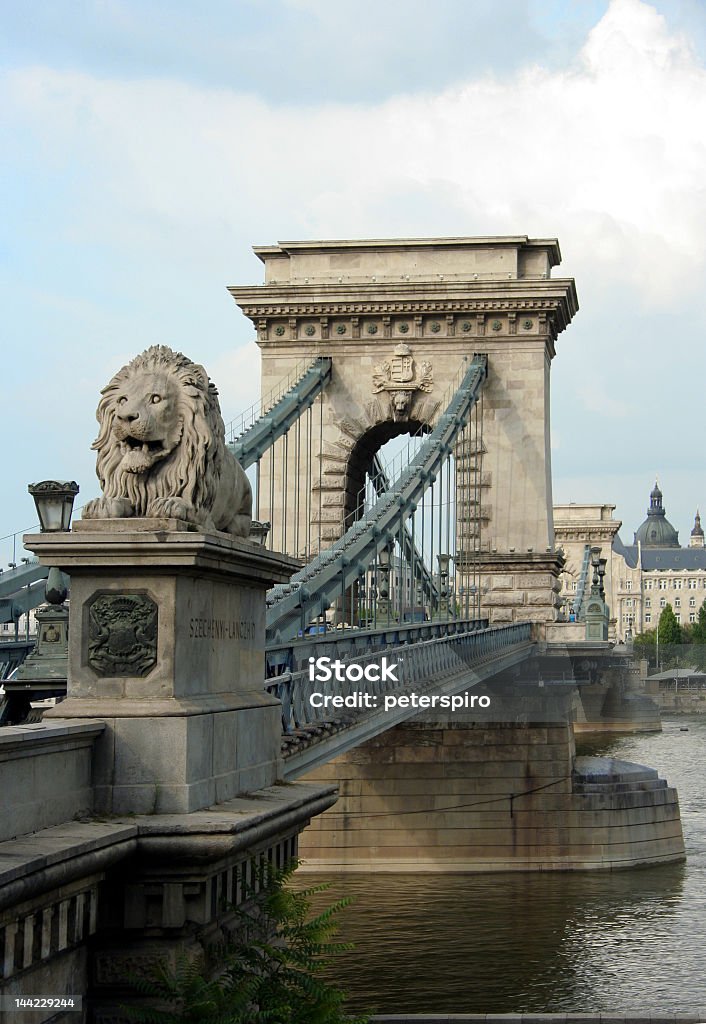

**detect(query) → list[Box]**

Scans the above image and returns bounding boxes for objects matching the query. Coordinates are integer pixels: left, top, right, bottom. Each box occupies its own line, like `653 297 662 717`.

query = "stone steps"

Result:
573 756 668 794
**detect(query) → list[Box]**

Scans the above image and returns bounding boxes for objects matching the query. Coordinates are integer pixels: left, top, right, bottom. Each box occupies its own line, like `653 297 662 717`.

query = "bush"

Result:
125 862 369 1024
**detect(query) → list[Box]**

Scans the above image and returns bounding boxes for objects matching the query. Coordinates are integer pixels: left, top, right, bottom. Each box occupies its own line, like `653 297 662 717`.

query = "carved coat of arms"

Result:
372 344 433 421
88 593 158 677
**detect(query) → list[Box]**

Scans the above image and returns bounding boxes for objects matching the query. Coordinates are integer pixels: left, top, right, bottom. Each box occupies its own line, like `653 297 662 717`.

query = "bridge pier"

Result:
298 712 684 872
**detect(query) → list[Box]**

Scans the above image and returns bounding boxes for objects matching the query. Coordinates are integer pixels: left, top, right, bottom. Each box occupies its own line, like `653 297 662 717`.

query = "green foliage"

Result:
654 604 681 668
633 628 656 666
692 600 706 644
123 862 369 1024
658 604 681 646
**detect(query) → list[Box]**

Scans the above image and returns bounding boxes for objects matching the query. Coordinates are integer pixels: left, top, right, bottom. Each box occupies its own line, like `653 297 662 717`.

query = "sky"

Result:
2 0 706 562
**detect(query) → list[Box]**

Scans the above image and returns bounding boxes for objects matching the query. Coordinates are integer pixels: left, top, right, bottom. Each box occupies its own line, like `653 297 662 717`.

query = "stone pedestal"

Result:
475 551 564 629
27 519 299 814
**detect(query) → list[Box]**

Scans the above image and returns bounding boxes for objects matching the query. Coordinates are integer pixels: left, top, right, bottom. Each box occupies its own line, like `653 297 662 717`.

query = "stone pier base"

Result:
298 719 684 871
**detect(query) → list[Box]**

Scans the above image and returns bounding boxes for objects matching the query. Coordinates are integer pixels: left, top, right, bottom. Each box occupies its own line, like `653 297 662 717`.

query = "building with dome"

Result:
633 483 680 549
554 484 706 642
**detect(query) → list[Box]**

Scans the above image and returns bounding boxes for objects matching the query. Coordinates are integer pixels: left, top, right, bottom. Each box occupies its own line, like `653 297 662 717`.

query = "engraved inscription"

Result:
189 618 257 642
88 594 158 677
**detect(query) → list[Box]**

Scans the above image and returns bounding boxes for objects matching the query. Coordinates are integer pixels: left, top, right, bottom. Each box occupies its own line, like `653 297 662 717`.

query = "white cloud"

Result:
5 0 706 311
3 0 706 540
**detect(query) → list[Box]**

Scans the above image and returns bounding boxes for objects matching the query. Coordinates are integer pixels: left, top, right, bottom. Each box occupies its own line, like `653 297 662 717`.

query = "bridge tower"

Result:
230 237 578 626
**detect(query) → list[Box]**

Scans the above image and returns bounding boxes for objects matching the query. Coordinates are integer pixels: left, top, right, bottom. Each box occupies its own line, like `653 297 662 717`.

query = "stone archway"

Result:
230 236 578 624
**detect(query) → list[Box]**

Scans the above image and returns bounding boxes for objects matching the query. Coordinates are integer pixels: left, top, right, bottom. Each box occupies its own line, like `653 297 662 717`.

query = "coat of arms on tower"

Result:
371 344 433 421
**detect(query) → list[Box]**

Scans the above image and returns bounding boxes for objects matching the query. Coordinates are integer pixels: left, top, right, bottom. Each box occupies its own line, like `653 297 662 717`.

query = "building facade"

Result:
554 485 706 642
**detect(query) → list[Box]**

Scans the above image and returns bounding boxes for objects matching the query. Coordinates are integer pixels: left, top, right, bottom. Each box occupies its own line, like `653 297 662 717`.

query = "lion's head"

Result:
391 389 413 420
92 345 226 518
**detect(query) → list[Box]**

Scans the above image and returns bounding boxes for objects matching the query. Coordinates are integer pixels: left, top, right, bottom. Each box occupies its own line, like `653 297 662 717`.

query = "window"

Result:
660 598 667 608
626 580 633 591
571 581 577 591
676 613 682 623
626 598 633 608
645 613 652 624
689 579 698 589
690 612 697 623
645 580 654 590
659 579 668 590
675 598 681 608
645 598 651 609
674 579 682 590
690 597 696 608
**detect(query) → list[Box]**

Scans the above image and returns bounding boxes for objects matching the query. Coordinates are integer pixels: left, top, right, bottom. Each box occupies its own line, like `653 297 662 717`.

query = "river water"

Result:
304 715 706 1015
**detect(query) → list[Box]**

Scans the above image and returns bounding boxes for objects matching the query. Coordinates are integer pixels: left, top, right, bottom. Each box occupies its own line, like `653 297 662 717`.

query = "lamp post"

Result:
585 546 609 641
28 481 79 533
377 545 392 622
1 482 79 725
249 520 271 547
436 553 450 619
656 616 661 673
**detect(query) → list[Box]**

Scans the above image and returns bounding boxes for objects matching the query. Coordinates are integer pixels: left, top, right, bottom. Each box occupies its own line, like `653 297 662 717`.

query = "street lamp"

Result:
377 545 392 621
437 553 451 619
28 481 79 533
249 520 271 546
1 481 79 724
656 616 661 673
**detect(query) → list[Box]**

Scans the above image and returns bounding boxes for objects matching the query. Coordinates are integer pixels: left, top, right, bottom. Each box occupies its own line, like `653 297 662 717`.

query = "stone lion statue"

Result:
83 345 252 537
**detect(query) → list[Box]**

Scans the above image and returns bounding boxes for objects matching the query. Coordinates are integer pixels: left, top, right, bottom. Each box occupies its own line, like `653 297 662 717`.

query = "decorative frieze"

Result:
236 297 572 346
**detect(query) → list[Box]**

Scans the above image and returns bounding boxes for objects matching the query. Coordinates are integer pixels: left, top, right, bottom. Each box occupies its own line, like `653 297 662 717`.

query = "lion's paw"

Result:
147 497 194 522
83 497 134 519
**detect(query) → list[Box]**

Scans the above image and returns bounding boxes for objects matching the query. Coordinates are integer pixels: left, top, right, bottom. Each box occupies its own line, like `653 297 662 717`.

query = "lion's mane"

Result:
93 345 227 520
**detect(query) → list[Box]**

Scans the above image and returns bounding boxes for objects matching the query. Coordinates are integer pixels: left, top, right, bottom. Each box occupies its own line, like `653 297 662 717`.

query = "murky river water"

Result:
303 715 706 1015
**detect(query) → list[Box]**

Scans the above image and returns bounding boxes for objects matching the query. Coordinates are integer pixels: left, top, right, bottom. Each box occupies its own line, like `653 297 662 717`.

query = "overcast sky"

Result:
3 0 706 560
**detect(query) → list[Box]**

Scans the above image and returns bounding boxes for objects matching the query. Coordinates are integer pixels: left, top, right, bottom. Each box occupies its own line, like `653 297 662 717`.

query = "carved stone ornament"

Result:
81 345 252 537
88 593 158 677
371 343 434 421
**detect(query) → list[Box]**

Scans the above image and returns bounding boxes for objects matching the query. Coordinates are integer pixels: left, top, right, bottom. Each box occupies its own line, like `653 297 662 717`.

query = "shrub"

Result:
124 861 369 1024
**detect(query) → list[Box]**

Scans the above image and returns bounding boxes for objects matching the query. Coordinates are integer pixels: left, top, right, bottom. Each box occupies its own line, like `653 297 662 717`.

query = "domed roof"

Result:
634 481 680 548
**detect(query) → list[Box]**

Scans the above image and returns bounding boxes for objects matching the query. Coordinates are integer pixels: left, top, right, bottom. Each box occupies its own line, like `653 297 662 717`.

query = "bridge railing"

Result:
265 615 489 676
266 621 532 737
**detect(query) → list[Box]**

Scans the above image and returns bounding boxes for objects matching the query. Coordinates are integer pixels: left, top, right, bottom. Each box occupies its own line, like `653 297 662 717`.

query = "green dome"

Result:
634 482 680 548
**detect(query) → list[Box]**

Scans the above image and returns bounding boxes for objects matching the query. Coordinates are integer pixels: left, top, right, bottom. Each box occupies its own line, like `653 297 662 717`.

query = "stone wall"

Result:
0 721 104 842
299 718 684 871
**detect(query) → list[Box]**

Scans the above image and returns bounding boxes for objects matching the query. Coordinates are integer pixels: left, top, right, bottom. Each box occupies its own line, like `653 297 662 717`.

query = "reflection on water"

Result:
302 716 706 1014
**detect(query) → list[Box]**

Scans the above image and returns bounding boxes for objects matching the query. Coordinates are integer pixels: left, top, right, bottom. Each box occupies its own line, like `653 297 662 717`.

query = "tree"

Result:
688 600 706 670
124 862 369 1024
633 627 656 667
693 600 706 644
657 604 681 668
